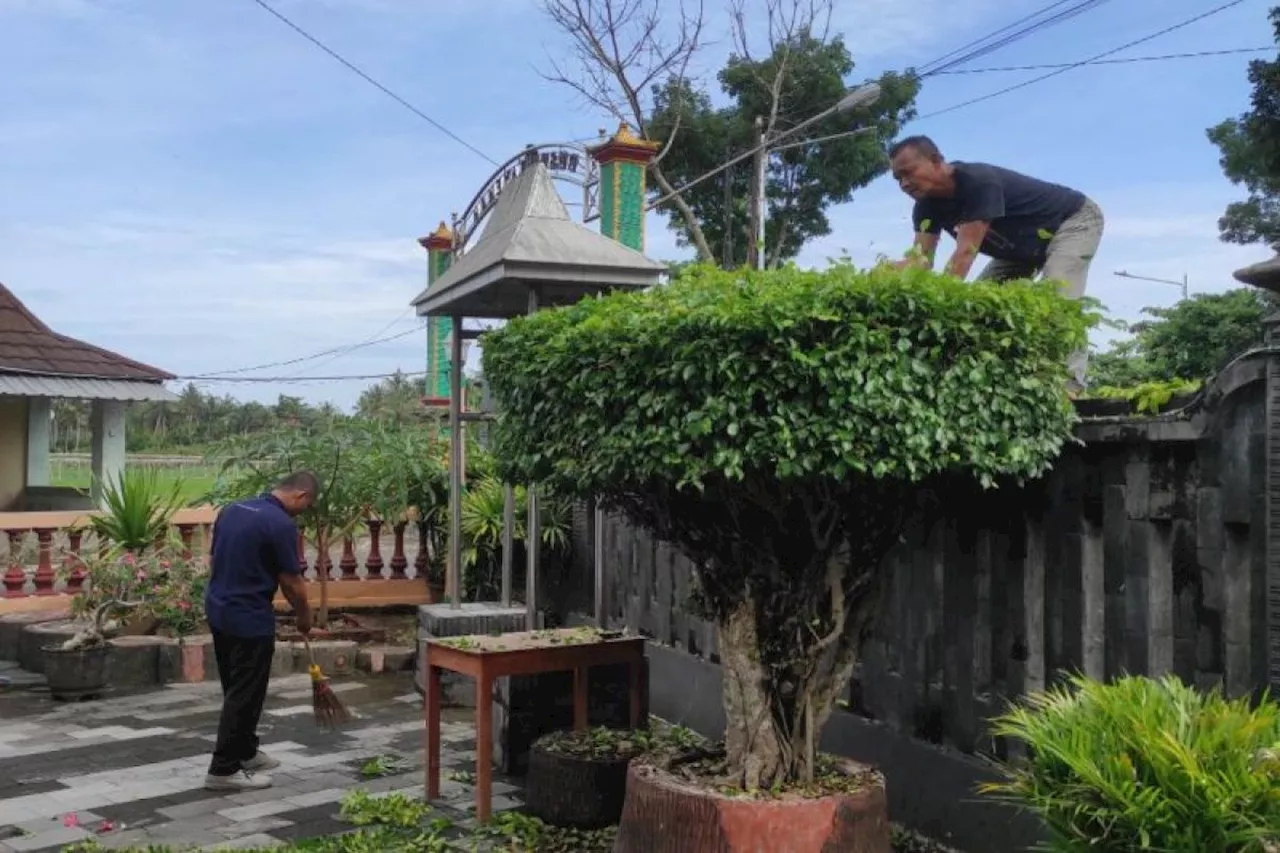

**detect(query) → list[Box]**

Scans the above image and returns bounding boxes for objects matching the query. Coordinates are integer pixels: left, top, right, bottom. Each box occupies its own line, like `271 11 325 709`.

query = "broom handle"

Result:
303 637 316 666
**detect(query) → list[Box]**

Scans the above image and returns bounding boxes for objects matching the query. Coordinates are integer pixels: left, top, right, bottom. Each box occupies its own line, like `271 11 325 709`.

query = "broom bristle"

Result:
309 665 351 729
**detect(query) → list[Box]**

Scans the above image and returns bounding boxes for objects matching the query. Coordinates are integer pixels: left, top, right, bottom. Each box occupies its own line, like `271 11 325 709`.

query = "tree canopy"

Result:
1207 6 1280 249
482 263 1090 788
1089 288 1279 387
648 37 918 267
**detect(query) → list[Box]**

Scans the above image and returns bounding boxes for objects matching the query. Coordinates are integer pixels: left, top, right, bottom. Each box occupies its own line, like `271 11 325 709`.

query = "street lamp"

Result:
752 82 882 269
1114 269 1189 301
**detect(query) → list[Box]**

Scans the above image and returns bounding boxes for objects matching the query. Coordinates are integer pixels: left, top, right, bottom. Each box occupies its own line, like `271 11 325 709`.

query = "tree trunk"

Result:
315 528 330 628
716 561 871 790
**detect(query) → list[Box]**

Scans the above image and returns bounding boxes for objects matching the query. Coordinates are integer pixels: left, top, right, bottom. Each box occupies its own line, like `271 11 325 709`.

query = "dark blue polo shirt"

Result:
205 494 301 639
912 162 1086 265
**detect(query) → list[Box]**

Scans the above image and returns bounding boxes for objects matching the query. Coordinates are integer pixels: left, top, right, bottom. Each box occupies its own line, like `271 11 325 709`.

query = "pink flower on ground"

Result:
63 813 79 828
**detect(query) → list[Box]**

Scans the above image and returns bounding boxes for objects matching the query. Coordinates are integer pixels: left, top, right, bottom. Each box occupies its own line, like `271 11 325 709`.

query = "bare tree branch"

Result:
539 0 715 261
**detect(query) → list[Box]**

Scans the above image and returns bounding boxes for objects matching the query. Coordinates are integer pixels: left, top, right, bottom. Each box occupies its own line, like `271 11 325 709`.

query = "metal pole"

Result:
501 483 514 607
447 314 464 609
593 502 606 627
722 143 734 269
749 116 767 271
1182 274 1189 301
525 286 541 630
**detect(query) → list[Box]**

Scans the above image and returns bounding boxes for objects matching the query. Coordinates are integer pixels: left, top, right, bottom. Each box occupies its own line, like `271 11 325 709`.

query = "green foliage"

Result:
648 35 918 266
90 468 186 552
1085 378 1202 414
1207 7 1280 249
483 261 1089 787
1088 288 1278 386
64 542 209 638
339 791 431 828
483 262 1091 494
984 674 1280 852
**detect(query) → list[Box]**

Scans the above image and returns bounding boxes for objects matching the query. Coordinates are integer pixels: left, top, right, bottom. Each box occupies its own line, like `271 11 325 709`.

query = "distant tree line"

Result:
49 371 439 454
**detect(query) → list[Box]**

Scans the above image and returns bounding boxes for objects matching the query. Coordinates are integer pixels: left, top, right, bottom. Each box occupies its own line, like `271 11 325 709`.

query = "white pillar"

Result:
25 397 51 488
90 400 127 507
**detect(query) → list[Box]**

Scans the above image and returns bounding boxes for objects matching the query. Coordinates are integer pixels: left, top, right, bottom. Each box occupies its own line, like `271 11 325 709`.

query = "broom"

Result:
304 638 351 729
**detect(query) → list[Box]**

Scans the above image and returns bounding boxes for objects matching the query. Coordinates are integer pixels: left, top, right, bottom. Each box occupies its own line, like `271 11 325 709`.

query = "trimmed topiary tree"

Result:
481 262 1092 790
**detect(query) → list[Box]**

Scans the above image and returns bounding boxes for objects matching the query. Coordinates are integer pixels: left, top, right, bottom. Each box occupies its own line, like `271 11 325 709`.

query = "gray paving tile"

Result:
6 825 91 851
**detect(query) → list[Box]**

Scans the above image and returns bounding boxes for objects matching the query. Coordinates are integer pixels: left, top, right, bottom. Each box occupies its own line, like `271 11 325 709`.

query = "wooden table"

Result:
422 627 646 821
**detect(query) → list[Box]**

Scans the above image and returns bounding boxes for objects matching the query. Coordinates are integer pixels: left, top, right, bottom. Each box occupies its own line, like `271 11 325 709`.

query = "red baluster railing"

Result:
414 524 429 580
365 520 385 579
64 529 87 594
389 523 409 580
339 536 359 581
178 523 196 558
3 530 27 597
32 529 56 595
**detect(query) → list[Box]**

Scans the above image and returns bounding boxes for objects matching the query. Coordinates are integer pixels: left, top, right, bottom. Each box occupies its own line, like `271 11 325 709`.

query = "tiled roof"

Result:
0 282 174 382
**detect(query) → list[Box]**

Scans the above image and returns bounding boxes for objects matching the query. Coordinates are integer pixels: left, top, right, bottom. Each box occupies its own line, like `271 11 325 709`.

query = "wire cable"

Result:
919 0 1113 77
186 323 424 379
287 307 417 379
248 0 498 166
920 0 1248 119
181 370 427 384
931 46 1272 74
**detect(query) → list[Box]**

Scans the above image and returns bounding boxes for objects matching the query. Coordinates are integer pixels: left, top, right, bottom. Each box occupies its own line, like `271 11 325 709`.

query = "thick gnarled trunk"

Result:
717 582 868 791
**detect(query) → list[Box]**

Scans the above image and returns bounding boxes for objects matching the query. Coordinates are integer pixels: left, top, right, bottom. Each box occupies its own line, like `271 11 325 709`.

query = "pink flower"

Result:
177 601 190 611
63 813 79 828
135 570 148 582
122 553 135 565
160 560 171 569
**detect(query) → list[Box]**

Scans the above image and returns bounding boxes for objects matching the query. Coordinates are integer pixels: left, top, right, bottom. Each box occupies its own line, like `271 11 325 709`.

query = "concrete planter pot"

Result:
42 643 111 701
613 757 891 853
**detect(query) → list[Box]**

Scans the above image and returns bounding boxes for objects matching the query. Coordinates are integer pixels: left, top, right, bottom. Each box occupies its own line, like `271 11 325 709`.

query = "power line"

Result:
186 323 424 379
782 5 1257 151
920 0 1248 119
180 370 427 384
931 46 1272 74
919 0 1113 77
287 307 416 379
247 0 498 166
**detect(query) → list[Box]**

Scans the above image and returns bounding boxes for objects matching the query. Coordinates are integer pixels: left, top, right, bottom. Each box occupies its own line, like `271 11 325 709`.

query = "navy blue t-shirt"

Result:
912 162 1085 265
205 494 302 639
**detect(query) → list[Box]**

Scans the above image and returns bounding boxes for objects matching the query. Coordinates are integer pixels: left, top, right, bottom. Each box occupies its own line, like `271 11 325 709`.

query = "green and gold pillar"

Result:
418 222 456 403
588 123 661 252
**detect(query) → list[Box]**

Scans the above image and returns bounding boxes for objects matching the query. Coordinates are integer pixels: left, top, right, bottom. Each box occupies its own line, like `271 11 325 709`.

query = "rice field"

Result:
50 455 221 505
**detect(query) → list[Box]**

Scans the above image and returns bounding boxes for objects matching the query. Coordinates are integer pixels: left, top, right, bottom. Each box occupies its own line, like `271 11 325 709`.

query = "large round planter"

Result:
42 643 111 701
613 758 890 853
525 740 632 829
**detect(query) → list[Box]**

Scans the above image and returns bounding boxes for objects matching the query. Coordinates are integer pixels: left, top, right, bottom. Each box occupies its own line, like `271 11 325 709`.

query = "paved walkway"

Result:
0 669 520 851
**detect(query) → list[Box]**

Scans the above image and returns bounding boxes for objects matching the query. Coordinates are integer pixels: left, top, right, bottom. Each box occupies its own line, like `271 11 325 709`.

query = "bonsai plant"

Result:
48 546 149 700
481 262 1091 852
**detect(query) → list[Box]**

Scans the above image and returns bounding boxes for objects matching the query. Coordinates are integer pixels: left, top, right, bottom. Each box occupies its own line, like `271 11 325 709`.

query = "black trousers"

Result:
209 631 275 776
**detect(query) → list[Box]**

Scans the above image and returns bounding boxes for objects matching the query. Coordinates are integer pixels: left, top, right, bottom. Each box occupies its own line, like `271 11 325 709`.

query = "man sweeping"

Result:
203 471 317 791
888 135 1104 393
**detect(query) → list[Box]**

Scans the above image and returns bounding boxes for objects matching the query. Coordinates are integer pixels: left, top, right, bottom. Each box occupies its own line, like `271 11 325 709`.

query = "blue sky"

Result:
0 0 1273 409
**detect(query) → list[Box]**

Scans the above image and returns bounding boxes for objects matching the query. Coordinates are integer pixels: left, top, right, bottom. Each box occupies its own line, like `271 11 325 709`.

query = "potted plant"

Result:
481 262 1092 853
525 723 703 829
48 546 148 700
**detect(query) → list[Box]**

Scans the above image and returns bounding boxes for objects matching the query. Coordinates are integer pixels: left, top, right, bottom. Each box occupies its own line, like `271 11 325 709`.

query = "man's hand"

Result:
296 608 313 637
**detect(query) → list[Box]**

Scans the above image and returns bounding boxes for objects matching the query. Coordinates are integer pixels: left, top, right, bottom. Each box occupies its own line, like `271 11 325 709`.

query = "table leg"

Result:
628 655 643 728
572 665 589 732
425 664 441 801
475 673 493 823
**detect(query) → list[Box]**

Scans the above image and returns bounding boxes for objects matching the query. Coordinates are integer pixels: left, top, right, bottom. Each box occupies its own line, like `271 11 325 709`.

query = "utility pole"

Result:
722 143 734 269
748 116 766 270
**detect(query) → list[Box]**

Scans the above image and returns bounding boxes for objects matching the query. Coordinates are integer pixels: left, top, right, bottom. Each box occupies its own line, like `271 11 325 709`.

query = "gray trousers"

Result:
976 197 1105 390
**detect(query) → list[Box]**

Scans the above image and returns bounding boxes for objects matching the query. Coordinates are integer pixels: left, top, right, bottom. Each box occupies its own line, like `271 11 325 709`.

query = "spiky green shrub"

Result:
984 674 1280 852
482 261 1092 789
